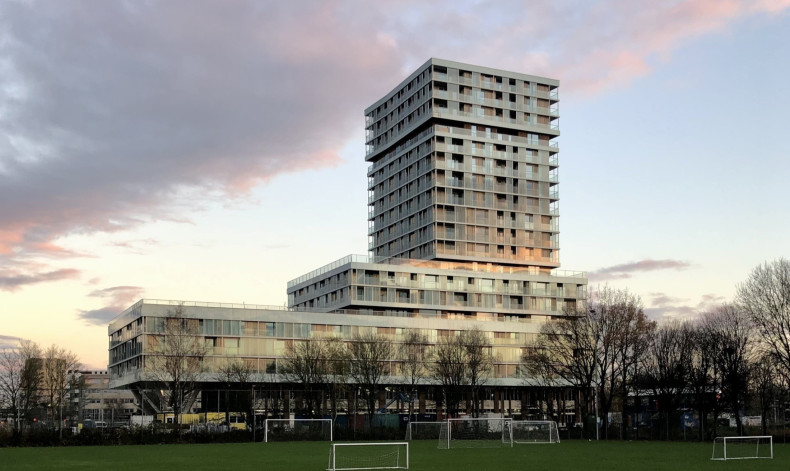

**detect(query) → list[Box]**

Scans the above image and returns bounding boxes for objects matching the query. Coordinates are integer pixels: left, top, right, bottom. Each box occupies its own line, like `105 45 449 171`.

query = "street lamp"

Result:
589 308 599 442
594 386 599 441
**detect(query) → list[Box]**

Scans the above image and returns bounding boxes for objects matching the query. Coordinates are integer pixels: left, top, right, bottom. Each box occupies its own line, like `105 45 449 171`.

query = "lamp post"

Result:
588 308 599 442
411 388 417 423
595 386 599 441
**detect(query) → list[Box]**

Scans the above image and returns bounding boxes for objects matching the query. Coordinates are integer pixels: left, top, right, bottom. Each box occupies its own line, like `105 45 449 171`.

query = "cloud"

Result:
380 0 788 97
1 0 786 284
0 334 24 349
644 291 727 320
589 259 692 282
647 292 689 308
77 286 145 325
0 1 404 264
0 267 81 292
110 239 162 255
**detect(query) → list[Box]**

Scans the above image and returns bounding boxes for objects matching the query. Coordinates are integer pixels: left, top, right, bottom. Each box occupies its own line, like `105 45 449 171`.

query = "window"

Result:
424 275 438 288
263 323 274 337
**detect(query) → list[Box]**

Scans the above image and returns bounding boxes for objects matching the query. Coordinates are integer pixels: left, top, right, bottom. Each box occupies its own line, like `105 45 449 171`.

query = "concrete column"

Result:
378 390 387 412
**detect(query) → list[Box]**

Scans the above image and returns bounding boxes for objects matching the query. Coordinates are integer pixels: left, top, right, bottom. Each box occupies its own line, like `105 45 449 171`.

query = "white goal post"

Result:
405 421 444 441
438 417 513 449
327 442 409 471
711 436 773 460
511 420 561 444
263 418 333 443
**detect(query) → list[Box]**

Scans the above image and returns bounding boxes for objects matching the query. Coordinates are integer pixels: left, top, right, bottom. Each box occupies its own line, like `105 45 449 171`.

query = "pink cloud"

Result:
751 0 790 13
551 0 772 95
644 291 728 320
0 267 81 292
589 259 692 281
0 1 406 271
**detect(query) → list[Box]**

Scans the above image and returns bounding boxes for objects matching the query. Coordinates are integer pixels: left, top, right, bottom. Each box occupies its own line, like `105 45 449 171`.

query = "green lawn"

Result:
2 440 787 470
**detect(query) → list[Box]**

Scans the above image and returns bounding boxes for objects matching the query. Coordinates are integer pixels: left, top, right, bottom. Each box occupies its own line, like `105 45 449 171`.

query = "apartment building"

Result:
76 370 137 427
108 59 587 420
365 59 560 267
288 59 583 322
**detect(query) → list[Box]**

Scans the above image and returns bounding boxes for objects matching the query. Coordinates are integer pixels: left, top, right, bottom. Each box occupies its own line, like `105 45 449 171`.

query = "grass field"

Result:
2 440 787 470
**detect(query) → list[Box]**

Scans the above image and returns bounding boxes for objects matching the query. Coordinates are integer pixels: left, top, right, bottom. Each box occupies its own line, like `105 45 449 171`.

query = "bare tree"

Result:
215 359 255 425
737 259 790 378
460 328 493 417
751 352 782 435
348 331 393 427
431 333 467 418
532 287 649 439
323 337 350 422
589 287 648 439
429 329 493 418
0 340 41 433
610 291 653 439
41 345 80 437
703 304 754 435
687 321 720 441
641 320 694 439
534 304 598 433
399 330 429 420
518 345 565 420
280 337 350 420
144 304 207 425
279 339 326 418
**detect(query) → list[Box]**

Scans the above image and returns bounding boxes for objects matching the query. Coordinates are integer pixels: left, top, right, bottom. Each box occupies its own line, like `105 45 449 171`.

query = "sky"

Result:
1 0 788 369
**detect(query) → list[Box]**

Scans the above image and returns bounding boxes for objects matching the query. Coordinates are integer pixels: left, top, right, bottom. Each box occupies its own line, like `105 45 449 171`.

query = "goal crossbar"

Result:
328 442 409 471
264 418 333 443
711 435 773 460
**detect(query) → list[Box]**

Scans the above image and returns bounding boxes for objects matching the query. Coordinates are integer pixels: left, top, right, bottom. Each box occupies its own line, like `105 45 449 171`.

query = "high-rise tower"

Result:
365 59 559 270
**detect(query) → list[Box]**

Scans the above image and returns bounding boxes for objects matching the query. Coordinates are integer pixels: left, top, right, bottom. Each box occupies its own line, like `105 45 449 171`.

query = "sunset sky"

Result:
1 0 788 368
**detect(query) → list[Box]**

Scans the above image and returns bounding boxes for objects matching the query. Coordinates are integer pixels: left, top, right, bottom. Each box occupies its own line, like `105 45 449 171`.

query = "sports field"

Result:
3 440 787 470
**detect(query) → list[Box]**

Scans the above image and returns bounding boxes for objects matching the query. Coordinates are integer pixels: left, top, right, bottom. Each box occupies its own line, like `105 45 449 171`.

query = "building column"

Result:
378 390 387 412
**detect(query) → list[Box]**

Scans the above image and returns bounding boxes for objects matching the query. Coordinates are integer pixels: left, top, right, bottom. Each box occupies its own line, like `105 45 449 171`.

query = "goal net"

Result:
711 436 773 460
328 442 409 471
438 417 513 449
511 420 560 444
405 421 444 441
264 418 333 443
